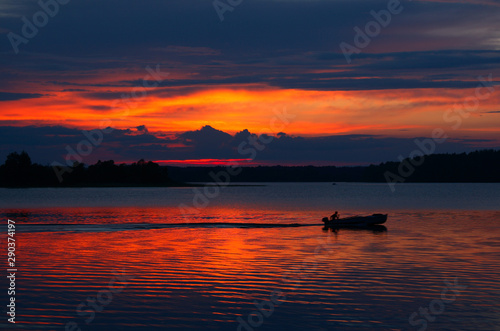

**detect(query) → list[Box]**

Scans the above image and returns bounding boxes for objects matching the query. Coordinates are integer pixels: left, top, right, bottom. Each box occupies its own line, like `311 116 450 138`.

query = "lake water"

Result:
1 183 499 330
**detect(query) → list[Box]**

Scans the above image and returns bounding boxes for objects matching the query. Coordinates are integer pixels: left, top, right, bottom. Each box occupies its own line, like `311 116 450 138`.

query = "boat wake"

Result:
9 222 321 233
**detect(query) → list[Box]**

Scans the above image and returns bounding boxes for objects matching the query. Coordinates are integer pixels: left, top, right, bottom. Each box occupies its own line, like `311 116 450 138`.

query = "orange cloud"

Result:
1 82 499 140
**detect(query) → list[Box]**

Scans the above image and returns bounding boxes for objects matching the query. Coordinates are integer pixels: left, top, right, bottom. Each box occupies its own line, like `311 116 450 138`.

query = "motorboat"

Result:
322 213 387 227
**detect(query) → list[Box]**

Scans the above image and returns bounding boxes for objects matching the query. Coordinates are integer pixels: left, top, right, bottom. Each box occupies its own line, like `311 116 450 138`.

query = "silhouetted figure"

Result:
330 211 339 221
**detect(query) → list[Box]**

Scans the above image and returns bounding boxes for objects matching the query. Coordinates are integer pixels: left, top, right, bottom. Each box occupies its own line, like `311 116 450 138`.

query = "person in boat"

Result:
329 211 339 221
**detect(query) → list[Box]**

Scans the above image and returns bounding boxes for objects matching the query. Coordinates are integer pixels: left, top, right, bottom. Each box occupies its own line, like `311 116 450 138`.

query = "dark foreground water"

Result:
0 183 499 330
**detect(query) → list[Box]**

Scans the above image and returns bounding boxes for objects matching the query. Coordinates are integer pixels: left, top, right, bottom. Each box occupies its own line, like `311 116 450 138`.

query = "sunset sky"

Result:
1 0 499 166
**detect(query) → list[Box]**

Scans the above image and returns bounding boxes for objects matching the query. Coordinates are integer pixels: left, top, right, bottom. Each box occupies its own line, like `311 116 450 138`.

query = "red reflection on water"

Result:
4 209 500 329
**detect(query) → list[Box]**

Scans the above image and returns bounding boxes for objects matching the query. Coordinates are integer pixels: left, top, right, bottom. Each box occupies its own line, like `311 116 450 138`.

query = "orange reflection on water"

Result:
5 208 500 330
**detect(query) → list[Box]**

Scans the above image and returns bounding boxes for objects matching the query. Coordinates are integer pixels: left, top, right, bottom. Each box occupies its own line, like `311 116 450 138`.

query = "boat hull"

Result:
323 224 387 233
322 214 387 227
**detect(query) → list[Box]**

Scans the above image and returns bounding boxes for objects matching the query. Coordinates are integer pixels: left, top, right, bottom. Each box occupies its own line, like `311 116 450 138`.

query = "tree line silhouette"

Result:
362 149 500 183
1 149 499 187
0 152 172 187
168 149 500 183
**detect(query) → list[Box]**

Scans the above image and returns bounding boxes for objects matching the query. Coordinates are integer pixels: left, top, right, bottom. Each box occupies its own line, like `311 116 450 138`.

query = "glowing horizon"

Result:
1 84 499 140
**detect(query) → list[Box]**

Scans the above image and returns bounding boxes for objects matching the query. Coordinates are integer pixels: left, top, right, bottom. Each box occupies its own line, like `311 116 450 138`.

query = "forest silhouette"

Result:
0 149 499 187
0 151 172 187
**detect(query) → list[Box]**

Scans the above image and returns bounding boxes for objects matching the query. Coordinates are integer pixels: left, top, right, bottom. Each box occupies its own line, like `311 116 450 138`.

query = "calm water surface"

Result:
0 183 499 330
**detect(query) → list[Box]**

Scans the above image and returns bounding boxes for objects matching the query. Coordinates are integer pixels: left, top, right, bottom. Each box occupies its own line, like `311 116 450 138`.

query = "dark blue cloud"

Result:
87 105 113 111
1 0 499 91
0 92 44 101
0 125 494 166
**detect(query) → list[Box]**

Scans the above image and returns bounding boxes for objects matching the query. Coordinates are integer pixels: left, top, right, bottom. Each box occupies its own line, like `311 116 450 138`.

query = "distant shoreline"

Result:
2 149 499 187
2 182 499 189
0 183 267 188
